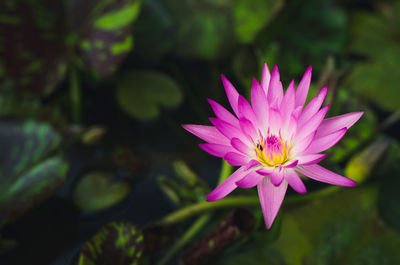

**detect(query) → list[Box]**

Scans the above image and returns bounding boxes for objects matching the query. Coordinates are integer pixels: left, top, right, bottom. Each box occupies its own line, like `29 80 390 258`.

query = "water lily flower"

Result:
183 63 363 229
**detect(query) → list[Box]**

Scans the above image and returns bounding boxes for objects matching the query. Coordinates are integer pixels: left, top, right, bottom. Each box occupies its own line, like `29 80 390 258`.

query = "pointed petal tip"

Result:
209 117 217 124
206 193 219 202
340 177 357 187
182 124 198 133
355 111 364 119
284 160 298 168
320 85 328 94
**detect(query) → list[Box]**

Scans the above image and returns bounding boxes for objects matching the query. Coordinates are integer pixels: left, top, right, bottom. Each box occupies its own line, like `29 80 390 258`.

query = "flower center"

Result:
256 134 290 167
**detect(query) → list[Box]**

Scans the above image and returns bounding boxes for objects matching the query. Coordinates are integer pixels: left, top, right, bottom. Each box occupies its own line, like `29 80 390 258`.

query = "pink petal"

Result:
183 124 230 145
261 62 271 95
269 108 282 134
291 131 317 156
297 86 327 128
199 143 233 157
251 78 269 131
316 112 364 138
224 152 250 166
208 99 239 127
231 137 252 154
284 160 298 168
305 128 347 154
283 115 298 140
295 66 312 108
292 106 303 120
209 118 247 144
296 154 327 165
206 166 247 201
295 105 329 142
280 80 296 129
221 74 240 117
245 159 262 170
236 171 264 188
270 170 284 186
239 118 258 143
257 167 274 176
297 164 356 186
257 178 288 229
238 95 258 127
267 65 284 107
285 170 306 194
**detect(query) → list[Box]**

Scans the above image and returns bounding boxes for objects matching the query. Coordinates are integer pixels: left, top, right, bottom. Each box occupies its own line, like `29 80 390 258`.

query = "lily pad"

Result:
72 171 131 212
0 119 68 227
77 221 144 265
116 70 183 120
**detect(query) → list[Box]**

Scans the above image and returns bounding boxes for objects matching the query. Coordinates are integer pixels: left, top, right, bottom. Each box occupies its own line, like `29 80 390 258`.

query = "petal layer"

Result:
257 178 288 229
316 112 363 138
183 125 230 145
295 66 312 108
285 170 306 194
236 171 264 188
206 166 247 201
199 143 233 157
297 164 356 186
305 128 347 154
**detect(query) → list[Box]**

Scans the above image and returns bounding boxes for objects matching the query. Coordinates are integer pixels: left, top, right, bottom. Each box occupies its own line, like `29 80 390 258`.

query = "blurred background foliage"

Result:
0 0 400 264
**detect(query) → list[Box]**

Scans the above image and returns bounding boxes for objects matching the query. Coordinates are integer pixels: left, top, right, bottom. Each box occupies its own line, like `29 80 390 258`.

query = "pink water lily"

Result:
183 63 363 229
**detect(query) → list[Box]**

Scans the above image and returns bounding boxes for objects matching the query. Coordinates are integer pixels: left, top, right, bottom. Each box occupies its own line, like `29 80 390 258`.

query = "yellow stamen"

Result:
256 136 290 167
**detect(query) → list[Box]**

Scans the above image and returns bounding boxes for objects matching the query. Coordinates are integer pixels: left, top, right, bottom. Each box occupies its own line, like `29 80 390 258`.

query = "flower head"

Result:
183 63 363 229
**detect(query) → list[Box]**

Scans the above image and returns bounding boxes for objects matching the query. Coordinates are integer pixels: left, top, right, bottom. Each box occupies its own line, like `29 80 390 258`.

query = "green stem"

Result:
218 160 233 185
156 213 211 265
159 186 340 225
70 68 81 123
156 160 232 265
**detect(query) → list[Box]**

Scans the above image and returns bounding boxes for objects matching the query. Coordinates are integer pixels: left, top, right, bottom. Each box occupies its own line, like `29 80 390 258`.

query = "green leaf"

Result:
72 170 131 212
158 160 210 207
345 138 389 184
78 221 144 265
78 0 141 77
163 0 236 61
233 0 283 44
378 142 400 232
256 0 347 76
345 6 400 111
0 119 68 227
116 70 183 120
0 0 68 95
0 0 141 95
344 58 400 111
212 186 400 265
326 88 377 163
